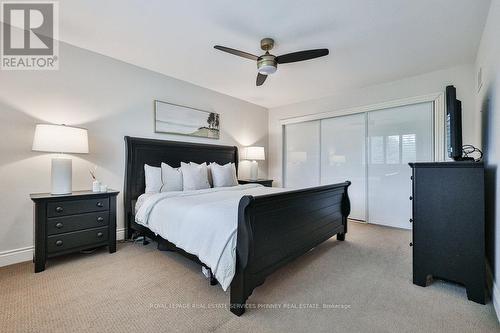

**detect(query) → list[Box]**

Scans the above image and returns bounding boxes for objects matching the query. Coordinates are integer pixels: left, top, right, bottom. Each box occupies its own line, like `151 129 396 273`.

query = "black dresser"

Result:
409 162 485 304
30 190 119 273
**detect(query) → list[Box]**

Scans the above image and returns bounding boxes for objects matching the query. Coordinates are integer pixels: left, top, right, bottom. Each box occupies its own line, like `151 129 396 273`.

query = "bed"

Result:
124 136 351 315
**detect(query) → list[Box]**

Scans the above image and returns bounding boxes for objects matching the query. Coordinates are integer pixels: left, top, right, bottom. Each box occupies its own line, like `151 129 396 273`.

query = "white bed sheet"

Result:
135 184 287 290
135 193 159 213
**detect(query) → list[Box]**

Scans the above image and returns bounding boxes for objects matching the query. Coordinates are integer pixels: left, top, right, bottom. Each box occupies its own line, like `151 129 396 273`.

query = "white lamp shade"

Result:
32 124 89 154
244 146 265 161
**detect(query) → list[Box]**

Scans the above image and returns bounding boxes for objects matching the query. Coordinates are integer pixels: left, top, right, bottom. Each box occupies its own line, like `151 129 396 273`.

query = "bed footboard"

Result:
230 181 351 315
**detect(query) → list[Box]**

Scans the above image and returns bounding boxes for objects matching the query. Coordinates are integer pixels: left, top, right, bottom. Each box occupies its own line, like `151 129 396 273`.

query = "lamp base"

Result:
250 160 259 181
51 158 72 195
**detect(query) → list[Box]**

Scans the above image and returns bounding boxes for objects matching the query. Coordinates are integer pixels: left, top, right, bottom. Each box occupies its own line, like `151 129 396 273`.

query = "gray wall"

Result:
0 41 268 264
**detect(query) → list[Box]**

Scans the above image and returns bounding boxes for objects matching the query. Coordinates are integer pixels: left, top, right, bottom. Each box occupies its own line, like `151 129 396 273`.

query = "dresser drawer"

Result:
47 212 109 235
47 198 109 217
47 227 109 253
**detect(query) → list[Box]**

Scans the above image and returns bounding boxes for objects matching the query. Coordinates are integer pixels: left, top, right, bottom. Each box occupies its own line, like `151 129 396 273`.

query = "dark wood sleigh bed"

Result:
124 136 351 316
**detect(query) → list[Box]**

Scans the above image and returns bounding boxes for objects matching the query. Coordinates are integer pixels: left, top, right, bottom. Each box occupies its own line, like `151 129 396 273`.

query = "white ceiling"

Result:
57 0 491 108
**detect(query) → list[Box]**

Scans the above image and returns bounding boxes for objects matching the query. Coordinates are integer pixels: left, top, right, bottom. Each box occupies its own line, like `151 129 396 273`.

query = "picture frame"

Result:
154 100 220 139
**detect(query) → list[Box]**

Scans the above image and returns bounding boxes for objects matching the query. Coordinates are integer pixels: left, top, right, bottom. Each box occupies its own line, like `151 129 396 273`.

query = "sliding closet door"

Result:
284 120 320 188
321 114 366 221
367 102 434 229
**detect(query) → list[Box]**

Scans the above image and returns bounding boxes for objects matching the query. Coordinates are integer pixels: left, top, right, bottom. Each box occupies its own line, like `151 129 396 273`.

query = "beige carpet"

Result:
0 222 498 333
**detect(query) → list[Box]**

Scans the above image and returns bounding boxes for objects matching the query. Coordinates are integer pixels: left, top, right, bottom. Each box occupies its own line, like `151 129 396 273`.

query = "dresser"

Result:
409 162 485 304
30 190 119 273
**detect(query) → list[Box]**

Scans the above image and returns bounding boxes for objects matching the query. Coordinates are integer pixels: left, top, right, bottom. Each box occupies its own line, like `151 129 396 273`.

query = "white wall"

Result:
0 41 268 266
475 0 500 319
268 64 477 186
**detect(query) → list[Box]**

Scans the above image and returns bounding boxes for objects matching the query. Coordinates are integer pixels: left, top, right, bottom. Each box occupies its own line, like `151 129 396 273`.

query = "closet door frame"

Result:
281 92 446 164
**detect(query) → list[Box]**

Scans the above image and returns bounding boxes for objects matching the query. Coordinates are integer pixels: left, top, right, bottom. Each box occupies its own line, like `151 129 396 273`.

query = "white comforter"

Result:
135 184 287 290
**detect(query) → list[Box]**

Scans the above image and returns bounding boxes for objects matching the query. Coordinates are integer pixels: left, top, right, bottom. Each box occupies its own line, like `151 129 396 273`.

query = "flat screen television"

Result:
446 85 463 160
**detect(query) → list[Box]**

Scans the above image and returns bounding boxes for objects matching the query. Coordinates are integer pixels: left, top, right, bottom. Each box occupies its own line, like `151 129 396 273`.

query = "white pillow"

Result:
160 163 183 192
144 164 162 193
190 162 213 187
180 162 210 190
210 162 238 187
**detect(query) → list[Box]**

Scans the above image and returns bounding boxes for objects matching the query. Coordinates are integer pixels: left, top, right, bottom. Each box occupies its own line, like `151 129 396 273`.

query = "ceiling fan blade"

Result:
276 49 329 64
214 45 259 61
256 73 267 86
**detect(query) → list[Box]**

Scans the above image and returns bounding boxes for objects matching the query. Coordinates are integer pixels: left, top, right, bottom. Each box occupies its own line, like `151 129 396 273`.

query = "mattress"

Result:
134 184 287 290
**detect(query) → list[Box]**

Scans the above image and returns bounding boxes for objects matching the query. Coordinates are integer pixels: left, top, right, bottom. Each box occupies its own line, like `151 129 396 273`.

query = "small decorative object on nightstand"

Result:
30 190 119 273
238 179 273 187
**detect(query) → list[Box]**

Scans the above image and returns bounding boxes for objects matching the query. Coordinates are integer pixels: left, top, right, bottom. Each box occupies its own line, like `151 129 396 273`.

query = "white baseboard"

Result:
116 227 126 241
493 280 500 324
0 246 34 268
0 228 126 269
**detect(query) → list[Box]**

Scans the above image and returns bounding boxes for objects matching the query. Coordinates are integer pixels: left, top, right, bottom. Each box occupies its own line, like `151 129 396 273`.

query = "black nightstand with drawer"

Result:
30 190 119 273
238 179 273 187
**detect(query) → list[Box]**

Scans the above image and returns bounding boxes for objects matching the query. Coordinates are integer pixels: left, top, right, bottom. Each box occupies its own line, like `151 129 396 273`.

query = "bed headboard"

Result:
123 136 238 238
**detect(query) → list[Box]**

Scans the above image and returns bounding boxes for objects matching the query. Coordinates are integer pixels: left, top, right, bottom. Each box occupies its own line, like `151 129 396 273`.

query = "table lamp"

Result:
244 146 265 181
32 124 89 194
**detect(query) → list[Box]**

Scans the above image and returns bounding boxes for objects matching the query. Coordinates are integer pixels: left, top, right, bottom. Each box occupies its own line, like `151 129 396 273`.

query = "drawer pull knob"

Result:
97 232 104 238
55 222 63 229
409 242 413 247
55 240 63 247
97 216 104 222
409 218 413 223
409 196 413 201
56 206 63 213
96 202 104 208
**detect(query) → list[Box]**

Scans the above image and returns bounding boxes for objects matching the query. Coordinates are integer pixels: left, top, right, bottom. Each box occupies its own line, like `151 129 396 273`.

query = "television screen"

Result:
446 85 463 160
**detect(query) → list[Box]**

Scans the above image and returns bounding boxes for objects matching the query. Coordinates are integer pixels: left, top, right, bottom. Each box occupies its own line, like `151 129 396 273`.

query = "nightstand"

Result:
238 179 273 187
30 190 119 273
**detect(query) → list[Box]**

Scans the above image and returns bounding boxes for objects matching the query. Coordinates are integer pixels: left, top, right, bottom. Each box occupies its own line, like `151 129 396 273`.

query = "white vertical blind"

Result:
320 114 366 220
284 120 320 188
367 102 434 229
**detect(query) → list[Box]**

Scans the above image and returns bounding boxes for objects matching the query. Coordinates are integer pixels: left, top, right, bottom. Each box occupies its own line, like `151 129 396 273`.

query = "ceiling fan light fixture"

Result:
213 38 329 86
257 54 277 75
258 64 277 75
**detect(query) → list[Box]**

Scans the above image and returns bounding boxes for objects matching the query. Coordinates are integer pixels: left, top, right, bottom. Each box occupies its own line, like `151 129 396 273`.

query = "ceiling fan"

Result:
214 38 329 86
